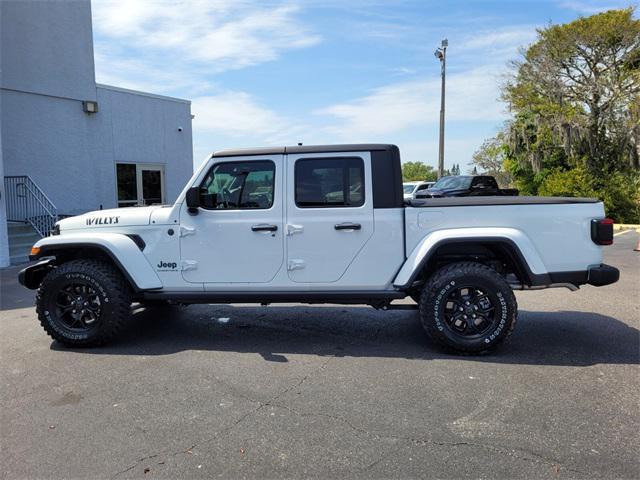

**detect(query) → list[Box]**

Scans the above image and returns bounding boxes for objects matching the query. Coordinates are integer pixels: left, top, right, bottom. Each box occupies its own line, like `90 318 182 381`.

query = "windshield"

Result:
403 184 416 194
432 176 472 190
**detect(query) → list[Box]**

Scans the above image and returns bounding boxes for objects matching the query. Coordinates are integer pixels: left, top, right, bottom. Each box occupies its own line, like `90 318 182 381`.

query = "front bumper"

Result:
587 263 620 287
18 259 55 290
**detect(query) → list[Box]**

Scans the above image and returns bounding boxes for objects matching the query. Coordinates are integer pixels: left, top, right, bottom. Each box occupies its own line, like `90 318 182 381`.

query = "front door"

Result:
116 163 165 207
138 165 164 205
285 152 374 283
180 156 284 284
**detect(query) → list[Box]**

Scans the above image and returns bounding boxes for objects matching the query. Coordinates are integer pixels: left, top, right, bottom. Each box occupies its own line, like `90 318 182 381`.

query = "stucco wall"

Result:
0 0 97 101
0 93 9 267
0 0 193 221
1 87 193 215
96 86 194 205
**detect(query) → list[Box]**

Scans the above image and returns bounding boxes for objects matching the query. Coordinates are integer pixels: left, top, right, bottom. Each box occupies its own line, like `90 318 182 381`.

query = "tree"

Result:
470 134 514 187
494 8 640 222
504 8 639 172
402 162 437 182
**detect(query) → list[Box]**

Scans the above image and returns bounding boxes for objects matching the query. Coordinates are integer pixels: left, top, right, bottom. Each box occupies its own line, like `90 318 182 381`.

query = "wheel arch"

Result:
29 234 163 292
394 228 549 289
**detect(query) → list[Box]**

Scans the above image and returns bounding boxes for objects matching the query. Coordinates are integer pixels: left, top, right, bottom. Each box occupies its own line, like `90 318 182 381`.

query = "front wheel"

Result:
36 259 132 347
419 262 517 354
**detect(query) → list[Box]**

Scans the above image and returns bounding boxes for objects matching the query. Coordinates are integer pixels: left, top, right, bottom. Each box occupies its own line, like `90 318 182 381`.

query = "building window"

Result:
295 157 364 208
116 164 137 207
199 160 275 210
116 163 165 207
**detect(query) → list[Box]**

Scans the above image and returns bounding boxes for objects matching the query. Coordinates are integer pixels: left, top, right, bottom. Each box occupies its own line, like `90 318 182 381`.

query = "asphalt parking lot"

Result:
1 231 638 480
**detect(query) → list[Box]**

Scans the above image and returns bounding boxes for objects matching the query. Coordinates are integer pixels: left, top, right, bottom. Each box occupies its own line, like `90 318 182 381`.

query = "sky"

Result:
90 0 634 171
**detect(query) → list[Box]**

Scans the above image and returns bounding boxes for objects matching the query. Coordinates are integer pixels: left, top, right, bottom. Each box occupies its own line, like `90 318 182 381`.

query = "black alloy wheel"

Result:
440 285 496 338
36 259 132 347
418 261 518 354
51 280 103 334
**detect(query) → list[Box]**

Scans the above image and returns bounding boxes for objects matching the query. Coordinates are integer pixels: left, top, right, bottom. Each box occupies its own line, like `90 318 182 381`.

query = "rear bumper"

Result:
587 263 620 287
541 263 619 288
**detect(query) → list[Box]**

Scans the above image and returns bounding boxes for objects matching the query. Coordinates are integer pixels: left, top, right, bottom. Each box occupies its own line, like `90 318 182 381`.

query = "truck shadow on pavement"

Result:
51 304 640 367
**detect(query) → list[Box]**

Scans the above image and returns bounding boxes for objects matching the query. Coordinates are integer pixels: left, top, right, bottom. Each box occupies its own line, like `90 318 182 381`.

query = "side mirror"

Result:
201 192 217 209
185 186 200 214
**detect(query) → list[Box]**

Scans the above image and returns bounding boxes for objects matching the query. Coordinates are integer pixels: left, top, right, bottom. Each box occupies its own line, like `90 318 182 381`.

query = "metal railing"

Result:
4 176 58 237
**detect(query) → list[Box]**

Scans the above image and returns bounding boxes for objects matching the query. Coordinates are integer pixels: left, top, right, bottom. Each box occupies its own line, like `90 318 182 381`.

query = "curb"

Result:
613 224 640 233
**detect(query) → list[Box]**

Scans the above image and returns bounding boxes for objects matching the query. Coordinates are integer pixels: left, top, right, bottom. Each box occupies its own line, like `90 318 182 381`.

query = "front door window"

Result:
199 160 275 209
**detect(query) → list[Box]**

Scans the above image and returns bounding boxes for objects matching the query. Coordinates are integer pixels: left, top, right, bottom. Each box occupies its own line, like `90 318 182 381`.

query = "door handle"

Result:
334 223 361 231
251 224 278 232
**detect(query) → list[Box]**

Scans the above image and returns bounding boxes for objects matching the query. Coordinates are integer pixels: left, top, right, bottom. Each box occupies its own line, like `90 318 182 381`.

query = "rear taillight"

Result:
591 218 614 245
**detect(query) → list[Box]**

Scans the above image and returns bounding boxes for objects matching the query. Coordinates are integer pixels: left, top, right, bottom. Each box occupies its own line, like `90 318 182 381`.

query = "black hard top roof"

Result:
212 144 398 157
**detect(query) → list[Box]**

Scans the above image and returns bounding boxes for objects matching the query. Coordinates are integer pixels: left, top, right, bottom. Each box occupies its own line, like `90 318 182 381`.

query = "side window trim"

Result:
294 156 365 209
199 159 276 211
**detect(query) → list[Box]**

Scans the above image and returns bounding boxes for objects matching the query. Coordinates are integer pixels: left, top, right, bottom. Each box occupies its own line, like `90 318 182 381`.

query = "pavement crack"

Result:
262 403 588 477
268 354 334 403
109 354 337 478
267 402 371 436
110 453 161 479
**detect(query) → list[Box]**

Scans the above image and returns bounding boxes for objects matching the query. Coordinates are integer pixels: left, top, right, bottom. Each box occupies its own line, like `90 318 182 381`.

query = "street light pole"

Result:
435 39 447 179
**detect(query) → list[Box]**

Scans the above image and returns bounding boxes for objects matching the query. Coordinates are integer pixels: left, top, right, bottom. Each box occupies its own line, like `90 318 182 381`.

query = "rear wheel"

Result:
36 259 132 347
419 261 517 354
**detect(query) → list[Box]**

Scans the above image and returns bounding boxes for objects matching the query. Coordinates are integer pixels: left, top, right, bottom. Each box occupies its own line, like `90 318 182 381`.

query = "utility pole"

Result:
434 39 447 178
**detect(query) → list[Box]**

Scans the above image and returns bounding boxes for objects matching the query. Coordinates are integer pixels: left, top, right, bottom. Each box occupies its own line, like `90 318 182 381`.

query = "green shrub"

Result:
539 166 640 223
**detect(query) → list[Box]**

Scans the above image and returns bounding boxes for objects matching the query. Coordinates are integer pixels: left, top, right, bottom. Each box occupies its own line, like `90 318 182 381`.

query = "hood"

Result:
57 206 162 232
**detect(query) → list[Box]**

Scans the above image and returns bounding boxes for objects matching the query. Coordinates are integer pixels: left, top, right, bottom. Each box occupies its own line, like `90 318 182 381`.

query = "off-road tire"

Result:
36 259 132 347
419 261 517 354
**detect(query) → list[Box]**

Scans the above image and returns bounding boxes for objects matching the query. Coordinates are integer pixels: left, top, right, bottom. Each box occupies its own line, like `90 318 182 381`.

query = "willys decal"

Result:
86 216 120 226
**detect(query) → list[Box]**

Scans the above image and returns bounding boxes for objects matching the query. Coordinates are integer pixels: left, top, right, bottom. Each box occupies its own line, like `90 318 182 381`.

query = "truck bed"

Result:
403 197 605 276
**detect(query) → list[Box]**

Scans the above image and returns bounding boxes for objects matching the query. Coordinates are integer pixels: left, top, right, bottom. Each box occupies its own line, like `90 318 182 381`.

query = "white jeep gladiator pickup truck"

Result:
19 144 619 353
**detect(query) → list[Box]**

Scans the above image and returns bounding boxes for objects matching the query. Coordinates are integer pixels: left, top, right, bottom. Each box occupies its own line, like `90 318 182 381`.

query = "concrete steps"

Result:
8 222 41 265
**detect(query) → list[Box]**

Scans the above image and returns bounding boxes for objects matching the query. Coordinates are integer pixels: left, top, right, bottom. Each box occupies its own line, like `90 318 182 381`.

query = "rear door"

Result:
285 151 374 283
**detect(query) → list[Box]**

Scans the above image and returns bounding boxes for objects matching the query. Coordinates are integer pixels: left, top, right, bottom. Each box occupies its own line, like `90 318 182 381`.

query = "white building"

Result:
0 0 194 265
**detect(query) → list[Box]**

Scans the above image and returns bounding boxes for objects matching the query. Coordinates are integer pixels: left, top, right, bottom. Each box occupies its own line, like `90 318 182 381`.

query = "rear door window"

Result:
295 157 364 208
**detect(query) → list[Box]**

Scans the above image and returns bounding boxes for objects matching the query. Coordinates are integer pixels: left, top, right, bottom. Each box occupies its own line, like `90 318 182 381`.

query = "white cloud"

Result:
91 0 320 74
316 66 508 140
314 22 537 142
458 27 537 54
192 92 288 137
92 51 211 95
558 1 633 14
91 3 539 168
191 91 312 147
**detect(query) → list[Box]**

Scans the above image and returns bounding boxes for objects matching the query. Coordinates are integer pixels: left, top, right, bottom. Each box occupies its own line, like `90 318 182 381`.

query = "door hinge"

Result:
286 224 304 236
287 259 305 271
180 226 196 237
181 260 198 271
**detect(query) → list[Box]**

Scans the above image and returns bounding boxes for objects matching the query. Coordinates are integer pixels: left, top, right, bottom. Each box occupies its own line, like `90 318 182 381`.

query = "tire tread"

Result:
36 259 131 347
418 261 518 354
